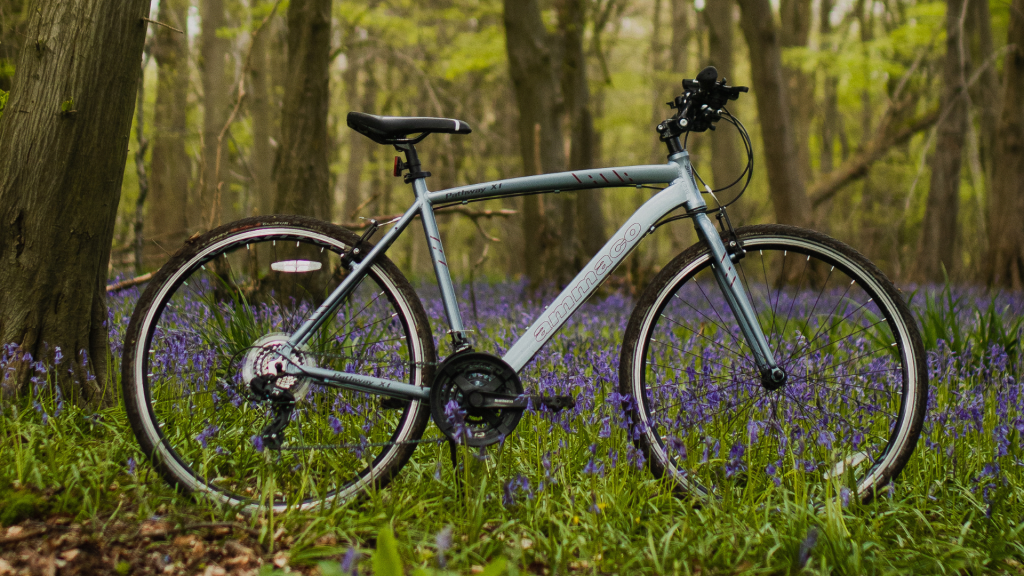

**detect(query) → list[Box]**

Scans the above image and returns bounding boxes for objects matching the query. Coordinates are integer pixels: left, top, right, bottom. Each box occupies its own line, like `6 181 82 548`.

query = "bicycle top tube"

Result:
426 164 682 205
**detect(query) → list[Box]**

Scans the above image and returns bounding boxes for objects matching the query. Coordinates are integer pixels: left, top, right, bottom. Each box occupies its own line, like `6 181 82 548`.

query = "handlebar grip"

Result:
696 66 718 92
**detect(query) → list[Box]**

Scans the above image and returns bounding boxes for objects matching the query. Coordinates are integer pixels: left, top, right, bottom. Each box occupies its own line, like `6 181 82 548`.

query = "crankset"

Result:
429 351 576 447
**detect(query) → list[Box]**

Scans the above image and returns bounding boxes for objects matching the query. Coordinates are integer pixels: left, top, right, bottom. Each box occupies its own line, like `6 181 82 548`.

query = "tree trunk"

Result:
0 0 149 402
704 0 746 209
342 46 375 222
779 0 813 184
983 0 1024 288
559 0 606 261
818 0 838 175
915 0 968 282
200 0 232 228
272 0 332 221
967 0 999 189
504 0 569 284
144 0 190 267
0 0 28 92
737 0 811 227
248 0 280 218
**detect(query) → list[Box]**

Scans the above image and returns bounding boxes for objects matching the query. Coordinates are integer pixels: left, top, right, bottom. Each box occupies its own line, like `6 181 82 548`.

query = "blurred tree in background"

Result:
1 0 1022 291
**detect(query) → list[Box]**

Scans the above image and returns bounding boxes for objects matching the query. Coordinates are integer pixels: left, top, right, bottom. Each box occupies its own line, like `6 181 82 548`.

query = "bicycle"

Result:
122 67 927 512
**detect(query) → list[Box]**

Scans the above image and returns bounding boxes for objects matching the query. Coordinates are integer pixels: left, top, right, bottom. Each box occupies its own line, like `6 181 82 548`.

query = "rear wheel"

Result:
620 225 926 503
122 216 436 512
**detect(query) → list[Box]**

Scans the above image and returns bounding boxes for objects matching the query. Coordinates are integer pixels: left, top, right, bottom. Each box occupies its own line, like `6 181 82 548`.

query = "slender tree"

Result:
779 0 813 183
737 0 811 227
916 0 968 282
248 0 283 218
0 0 150 401
704 0 746 210
558 0 606 261
0 0 28 93
504 0 570 284
200 0 232 228
144 0 190 267
272 0 332 220
983 0 1024 288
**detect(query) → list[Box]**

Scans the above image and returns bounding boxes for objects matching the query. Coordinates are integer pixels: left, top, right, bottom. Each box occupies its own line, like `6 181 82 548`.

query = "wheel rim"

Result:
633 234 919 501
132 227 427 510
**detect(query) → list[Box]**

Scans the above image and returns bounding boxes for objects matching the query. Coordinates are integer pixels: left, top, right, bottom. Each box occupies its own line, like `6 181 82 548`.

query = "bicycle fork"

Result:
672 153 786 388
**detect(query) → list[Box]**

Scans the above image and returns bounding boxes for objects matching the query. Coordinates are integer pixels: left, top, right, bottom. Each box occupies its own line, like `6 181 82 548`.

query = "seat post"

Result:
395 143 431 184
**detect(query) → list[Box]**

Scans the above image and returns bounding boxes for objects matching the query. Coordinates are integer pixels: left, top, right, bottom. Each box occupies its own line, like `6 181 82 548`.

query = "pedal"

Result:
536 395 576 412
380 397 408 410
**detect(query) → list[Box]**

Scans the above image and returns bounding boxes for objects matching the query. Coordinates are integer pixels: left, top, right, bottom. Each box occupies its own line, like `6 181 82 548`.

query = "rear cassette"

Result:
429 352 523 447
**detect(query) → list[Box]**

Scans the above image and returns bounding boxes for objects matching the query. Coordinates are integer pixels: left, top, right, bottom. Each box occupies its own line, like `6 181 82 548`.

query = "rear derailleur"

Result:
248 369 295 451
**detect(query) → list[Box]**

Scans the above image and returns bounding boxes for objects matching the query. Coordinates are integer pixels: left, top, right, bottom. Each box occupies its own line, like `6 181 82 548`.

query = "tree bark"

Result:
0 0 28 92
504 0 569 284
144 0 190 267
342 46 375 222
704 0 745 205
200 0 232 228
248 0 280 218
915 0 968 282
983 0 1024 288
779 0 813 184
737 0 811 227
0 0 149 402
818 0 838 175
559 0 606 261
272 0 332 221
967 0 999 188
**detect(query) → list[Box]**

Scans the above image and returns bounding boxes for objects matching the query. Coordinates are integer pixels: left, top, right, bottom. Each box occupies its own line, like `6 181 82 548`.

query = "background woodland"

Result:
3 0 1022 289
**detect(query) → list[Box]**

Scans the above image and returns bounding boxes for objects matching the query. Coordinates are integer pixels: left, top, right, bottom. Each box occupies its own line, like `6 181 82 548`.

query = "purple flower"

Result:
340 547 360 575
251 434 265 452
329 415 343 435
435 526 453 568
195 425 219 449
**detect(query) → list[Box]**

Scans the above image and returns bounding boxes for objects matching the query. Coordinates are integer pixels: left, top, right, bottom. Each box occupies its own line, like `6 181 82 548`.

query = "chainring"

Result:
429 351 524 447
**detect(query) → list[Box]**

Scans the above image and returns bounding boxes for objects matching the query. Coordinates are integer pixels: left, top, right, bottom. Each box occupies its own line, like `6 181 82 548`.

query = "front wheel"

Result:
122 215 436 512
620 225 926 504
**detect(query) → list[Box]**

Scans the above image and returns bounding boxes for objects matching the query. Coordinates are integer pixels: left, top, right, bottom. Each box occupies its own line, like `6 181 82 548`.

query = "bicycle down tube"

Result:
283 151 781 397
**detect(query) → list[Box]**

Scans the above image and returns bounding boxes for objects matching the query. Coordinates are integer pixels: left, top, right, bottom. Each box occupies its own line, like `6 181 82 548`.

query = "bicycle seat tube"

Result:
668 149 786 387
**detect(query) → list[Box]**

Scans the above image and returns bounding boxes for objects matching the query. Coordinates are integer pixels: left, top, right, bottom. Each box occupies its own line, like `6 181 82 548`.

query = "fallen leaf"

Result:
139 520 171 537
224 540 255 558
5 526 23 538
203 565 226 576
224 555 251 566
273 551 289 568
60 549 80 562
0 559 12 576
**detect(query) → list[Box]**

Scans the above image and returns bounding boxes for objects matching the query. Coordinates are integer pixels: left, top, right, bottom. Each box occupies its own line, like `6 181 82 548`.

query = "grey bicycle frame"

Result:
284 151 781 400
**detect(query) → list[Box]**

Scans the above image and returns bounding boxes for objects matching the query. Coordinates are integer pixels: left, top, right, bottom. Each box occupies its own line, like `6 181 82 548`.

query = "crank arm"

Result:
466 393 576 412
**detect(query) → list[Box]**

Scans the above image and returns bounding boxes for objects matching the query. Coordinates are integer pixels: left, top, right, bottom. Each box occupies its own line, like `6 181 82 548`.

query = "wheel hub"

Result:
760 366 788 391
241 333 316 401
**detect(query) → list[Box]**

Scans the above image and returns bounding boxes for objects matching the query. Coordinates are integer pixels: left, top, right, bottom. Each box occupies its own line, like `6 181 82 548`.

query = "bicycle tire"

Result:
619 224 927 504
122 215 436 512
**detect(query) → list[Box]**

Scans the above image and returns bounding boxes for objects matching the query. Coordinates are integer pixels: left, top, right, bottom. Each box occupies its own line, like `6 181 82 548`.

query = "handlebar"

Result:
661 66 748 137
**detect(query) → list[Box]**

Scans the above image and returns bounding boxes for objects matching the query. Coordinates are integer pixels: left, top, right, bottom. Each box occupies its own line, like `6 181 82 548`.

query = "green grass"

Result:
2 285 1024 575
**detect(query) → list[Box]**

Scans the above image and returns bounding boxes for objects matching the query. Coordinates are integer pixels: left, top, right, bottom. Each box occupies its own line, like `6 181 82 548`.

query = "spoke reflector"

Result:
271 260 323 273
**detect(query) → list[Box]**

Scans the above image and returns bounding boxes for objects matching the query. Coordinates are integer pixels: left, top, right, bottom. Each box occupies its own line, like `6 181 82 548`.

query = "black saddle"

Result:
347 112 472 145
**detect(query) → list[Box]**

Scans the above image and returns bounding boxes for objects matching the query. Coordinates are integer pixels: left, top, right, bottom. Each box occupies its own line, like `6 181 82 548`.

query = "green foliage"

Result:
912 283 1024 373
373 526 404 576
0 88 7 121
0 488 51 526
